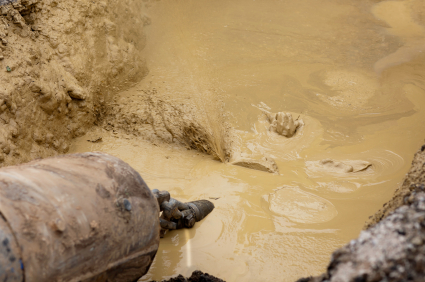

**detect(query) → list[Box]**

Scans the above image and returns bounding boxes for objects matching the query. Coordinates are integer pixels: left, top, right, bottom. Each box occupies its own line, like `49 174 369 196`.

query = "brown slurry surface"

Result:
364 144 425 229
0 0 148 167
298 151 425 281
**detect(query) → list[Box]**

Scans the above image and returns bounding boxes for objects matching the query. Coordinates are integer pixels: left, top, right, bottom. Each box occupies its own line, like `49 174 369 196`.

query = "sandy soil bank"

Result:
0 0 148 166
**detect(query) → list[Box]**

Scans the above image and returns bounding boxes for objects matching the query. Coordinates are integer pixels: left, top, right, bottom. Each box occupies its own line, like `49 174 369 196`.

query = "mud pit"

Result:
11 0 421 281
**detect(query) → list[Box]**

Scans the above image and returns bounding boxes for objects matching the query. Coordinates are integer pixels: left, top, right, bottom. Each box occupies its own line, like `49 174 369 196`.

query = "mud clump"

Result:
307 159 372 174
0 0 148 167
267 112 303 138
153 270 225 282
231 156 279 174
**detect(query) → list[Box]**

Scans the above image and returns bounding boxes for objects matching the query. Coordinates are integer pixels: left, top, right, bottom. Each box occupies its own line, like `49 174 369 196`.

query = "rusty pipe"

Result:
0 152 159 282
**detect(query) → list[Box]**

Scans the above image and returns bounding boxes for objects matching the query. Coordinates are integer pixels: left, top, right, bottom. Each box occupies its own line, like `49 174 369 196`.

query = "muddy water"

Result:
70 0 425 281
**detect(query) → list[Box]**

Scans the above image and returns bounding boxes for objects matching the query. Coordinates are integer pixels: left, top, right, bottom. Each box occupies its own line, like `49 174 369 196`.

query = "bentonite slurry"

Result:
0 153 160 282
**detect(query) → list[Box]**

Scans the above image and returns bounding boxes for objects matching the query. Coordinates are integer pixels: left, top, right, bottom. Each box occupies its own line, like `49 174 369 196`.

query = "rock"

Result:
123 199 132 211
231 156 279 174
153 270 225 282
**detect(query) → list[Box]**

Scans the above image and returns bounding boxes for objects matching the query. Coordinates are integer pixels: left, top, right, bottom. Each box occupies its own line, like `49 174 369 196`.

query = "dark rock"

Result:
152 271 225 282
123 199 131 211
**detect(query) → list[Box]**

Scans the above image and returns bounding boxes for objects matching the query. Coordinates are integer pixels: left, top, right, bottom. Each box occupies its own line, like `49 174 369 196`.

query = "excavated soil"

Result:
0 0 149 166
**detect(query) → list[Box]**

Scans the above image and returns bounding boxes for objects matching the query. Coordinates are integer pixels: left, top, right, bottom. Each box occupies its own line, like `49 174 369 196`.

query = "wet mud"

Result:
300 144 425 282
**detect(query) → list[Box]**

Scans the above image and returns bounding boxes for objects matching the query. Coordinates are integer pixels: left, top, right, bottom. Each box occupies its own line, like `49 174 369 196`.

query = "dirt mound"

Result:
153 271 225 282
0 0 148 167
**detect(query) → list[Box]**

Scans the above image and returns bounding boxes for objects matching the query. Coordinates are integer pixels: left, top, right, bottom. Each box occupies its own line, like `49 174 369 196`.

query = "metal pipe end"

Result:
188 200 215 222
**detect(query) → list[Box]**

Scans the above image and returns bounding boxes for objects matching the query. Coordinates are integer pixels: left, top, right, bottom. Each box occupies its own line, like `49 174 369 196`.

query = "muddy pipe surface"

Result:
0 152 159 282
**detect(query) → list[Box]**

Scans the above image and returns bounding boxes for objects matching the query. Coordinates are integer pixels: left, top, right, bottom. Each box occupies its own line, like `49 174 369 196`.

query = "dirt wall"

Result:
0 0 148 166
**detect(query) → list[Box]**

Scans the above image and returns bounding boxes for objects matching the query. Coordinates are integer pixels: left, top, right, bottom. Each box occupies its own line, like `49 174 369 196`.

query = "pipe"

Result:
152 190 215 238
0 152 159 282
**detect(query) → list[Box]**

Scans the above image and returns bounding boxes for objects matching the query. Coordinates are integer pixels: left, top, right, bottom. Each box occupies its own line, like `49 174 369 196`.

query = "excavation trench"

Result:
67 0 425 281
1 0 424 281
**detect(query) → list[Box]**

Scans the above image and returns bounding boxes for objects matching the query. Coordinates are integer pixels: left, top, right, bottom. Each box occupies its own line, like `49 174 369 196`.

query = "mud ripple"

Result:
262 186 338 224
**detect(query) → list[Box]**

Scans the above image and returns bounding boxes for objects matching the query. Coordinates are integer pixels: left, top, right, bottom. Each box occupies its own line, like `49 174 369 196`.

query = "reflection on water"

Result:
71 0 425 281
